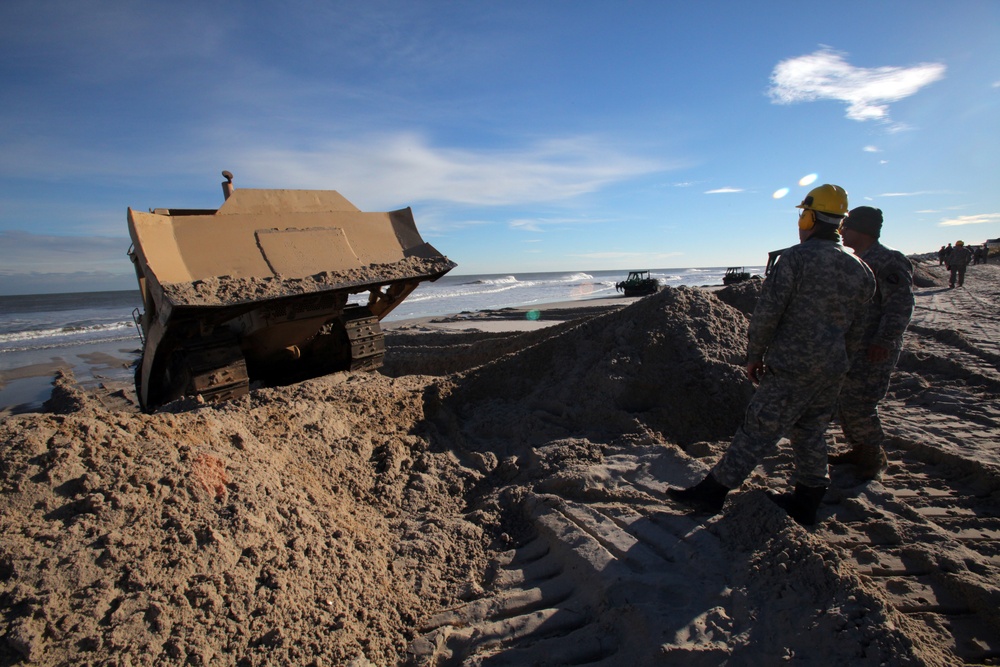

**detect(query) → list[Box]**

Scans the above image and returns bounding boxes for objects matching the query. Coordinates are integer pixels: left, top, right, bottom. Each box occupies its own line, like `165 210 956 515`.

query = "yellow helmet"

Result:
956 240 964 246
796 184 848 216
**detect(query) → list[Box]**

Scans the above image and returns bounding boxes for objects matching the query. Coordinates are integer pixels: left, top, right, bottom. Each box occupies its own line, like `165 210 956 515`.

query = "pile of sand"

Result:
1 372 488 665
2 267 998 665
162 256 455 307
445 286 754 453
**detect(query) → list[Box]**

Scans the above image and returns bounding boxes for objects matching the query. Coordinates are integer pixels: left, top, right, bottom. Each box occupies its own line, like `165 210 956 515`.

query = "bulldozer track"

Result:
409 486 733 666
815 265 1000 665
820 437 1000 665
410 442 1000 666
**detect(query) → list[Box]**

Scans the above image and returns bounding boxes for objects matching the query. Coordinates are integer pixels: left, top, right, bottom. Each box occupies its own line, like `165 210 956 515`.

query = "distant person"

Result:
983 244 990 265
938 245 948 265
668 184 875 526
829 207 914 480
948 241 973 288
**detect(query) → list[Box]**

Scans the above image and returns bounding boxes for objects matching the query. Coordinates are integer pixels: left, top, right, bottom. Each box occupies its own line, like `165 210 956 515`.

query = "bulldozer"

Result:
127 171 456 411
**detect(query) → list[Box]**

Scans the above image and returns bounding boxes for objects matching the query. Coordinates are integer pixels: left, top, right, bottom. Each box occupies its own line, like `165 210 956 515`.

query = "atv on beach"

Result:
615 270 659 297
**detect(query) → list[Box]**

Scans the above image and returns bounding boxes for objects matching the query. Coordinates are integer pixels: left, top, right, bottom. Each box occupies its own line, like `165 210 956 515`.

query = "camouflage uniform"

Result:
712 237 875 489
836 243 913 456
948 245 973 287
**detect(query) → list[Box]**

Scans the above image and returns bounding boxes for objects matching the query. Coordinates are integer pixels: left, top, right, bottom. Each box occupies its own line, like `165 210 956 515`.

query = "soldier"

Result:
829 207 914 480
948 241 973 288
668 185 875 526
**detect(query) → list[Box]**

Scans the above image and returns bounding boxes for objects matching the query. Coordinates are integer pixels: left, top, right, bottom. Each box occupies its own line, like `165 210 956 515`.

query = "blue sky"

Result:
1 1 998 294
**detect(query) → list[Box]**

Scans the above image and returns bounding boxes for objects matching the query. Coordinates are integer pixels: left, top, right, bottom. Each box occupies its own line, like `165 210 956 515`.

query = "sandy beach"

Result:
1 260 998 665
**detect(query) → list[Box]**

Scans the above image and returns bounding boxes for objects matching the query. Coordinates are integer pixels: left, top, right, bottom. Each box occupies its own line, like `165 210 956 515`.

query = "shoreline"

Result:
1 292 672 414
383 284 728 333
382 293 646 333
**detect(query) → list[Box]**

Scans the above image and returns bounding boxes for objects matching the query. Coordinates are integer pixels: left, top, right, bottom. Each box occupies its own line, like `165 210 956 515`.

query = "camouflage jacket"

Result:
856 242 914 350
948 245 973 268
748 237 875 377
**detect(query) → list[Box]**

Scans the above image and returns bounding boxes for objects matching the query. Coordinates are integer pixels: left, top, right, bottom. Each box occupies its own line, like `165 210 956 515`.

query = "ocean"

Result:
0 266 763 412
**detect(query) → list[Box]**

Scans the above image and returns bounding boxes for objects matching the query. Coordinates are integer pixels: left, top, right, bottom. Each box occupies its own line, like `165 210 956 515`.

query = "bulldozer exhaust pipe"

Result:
221 170 234 200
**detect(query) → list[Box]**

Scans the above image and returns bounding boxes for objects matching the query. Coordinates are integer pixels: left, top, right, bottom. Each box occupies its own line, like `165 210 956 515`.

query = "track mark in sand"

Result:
407 489 731 666
906 275 1000 386
821 440 1000 665
827 263 1000 663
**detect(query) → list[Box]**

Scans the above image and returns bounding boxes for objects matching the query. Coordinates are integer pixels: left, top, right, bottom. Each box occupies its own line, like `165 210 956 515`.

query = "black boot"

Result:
828 446 865 465
767 484 826 526
667 473 730 514
829 445 887 480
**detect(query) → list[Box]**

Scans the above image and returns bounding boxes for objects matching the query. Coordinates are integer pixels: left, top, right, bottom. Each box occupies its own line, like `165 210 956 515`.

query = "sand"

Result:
161 257 457 307
1 261 999 666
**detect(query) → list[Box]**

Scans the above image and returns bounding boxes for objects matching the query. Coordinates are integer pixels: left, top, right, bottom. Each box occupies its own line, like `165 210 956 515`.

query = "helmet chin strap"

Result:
814 210 844 226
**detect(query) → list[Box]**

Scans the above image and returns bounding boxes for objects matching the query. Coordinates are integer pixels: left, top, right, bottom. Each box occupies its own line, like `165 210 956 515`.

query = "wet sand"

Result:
0 339 140 417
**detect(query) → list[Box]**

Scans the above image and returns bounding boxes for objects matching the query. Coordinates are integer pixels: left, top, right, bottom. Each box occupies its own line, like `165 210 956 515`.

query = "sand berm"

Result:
2 259 999 666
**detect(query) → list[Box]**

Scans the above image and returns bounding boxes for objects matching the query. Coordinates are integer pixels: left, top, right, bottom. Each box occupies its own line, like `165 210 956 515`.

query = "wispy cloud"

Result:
879 191 953 197
509 214 614 233
704 187 743 194
0 231 130 274
769 48 946 124
572 251 683 261
0 230 135 293
863 146 880 153
939 213 1000 227
510 219 544 232
231 133 664 208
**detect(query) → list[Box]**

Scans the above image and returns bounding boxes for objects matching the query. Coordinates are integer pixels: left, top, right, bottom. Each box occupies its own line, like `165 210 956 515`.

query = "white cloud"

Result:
0 230 131 274
231 133 664 209
879 191 946 197
863 146 880 153
939 213 1000 227
769 48 946 123
0 230 136 293
509 219 543 232
705 187 743 194
572 251 682 261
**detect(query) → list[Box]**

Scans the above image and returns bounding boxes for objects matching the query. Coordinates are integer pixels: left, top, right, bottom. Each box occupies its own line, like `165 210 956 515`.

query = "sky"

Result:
1 1 998 294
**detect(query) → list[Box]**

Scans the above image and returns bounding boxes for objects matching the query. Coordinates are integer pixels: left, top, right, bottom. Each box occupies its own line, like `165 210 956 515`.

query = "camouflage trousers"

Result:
836 348 901 451
949 265 967 287
711 366 843 489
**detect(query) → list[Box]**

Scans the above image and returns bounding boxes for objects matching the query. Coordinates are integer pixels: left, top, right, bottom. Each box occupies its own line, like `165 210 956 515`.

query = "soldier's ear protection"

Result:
798 208 815 231
797 195 815 230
